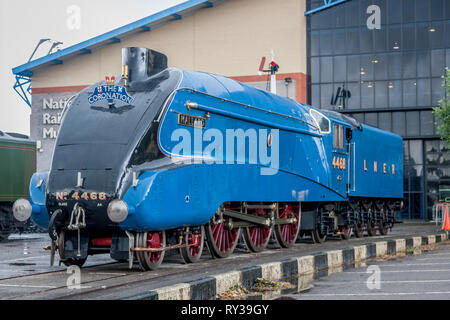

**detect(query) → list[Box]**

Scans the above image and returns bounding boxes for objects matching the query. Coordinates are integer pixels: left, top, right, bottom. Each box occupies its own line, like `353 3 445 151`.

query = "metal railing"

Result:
432 203 450 226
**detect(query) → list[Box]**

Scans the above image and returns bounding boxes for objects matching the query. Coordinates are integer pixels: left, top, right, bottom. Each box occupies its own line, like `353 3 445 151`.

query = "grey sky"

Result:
0 0 184 135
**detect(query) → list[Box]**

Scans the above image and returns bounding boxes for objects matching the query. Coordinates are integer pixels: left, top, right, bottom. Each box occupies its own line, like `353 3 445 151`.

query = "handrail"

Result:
175 87 320 131
184 101 323 138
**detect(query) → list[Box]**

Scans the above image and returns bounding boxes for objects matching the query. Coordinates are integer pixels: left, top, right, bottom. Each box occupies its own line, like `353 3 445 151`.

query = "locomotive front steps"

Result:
125 232 449 301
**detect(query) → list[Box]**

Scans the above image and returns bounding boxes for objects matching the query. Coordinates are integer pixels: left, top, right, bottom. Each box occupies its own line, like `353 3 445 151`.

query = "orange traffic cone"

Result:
442 205 450 234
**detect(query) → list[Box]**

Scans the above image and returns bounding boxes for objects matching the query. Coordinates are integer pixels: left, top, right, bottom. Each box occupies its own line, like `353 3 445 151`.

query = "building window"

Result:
307 0 449 220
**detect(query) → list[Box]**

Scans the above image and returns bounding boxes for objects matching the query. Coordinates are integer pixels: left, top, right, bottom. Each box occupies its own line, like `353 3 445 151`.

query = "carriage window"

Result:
310 109 331 134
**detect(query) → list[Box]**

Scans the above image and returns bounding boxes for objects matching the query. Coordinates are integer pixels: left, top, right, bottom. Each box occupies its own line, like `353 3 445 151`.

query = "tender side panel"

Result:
0 139 36 202
349 125 403 199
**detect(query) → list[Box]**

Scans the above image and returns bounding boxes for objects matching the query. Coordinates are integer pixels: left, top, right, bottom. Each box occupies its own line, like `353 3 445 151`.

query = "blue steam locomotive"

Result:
13 48 403 270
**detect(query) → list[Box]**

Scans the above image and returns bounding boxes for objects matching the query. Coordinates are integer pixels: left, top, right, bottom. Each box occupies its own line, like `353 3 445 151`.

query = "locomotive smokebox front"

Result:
122 47 168 86
44 46 175 234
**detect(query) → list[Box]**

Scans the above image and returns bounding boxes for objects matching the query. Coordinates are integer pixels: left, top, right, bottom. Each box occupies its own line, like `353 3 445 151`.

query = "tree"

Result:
434 67 450 147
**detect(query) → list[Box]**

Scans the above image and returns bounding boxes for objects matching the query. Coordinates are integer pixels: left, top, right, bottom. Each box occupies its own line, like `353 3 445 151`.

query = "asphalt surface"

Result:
0 233 112 280
283 239 450 300
0 222 444 300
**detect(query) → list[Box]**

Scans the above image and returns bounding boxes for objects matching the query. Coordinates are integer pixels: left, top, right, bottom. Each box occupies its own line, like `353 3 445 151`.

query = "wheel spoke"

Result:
218 224 224 252
222 225 228 252
243 206 273 252
287 225 293 242
180 226 204 264
213 224 220 243
256 228 261 247
224 229 229 251
227 229 234 250
274 205 299 248
250 227 256 243
206 207 241 258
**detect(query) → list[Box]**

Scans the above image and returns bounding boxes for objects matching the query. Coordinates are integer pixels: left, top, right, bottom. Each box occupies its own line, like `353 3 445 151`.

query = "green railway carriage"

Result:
0 131 36 240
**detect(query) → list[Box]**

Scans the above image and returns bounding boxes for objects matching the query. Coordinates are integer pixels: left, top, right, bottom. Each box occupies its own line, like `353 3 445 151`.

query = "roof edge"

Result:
12 0 215 76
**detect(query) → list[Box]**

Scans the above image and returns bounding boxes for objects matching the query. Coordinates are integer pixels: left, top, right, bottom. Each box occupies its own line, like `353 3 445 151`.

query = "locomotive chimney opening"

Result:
122 47 168 84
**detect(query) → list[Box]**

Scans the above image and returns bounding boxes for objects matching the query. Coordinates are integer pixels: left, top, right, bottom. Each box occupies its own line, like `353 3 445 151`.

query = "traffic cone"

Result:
442 205 450 236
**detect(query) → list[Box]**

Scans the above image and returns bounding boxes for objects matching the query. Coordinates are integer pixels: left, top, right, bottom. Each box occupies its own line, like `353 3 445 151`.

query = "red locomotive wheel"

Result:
367 223 377 237
340 226 353 240
243 208 273 253
379 210 389 235
274 204 300 248
311 228 327 244
136 230 166 271
354 224 364 238
180 226 205 264
205 207 241 258
379 223 389 235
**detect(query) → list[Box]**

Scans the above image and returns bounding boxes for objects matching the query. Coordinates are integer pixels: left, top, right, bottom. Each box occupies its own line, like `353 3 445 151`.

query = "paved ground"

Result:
0 233 112 280
283 240 450 300
0 222 444 300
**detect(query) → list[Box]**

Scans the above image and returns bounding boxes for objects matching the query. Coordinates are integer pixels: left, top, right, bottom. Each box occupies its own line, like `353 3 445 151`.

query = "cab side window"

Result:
333 124 339 148
339 125 344 149
333 124 345 150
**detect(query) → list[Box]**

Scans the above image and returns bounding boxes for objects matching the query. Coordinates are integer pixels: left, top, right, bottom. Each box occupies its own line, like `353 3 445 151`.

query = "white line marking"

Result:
417 253 450 256
319 280 450 285
0 284 57 289
67 286 93 289
300 291 450 297
88 272 127 276
347 269 450 273
0 270 40 273
380 262 450 267
1 256 48 263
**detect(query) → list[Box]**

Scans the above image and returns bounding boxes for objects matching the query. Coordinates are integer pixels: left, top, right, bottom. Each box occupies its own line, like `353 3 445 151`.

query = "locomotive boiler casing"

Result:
119 70 347 231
